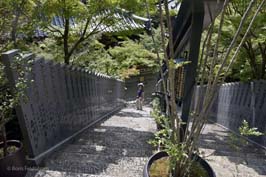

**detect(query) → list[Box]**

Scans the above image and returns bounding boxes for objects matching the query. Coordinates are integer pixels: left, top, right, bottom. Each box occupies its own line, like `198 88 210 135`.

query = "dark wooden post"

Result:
181 0 205 134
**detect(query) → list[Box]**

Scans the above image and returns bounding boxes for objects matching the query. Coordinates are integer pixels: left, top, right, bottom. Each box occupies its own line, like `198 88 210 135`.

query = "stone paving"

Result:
26 105 157 177
26 104 266 177
199 123 266 177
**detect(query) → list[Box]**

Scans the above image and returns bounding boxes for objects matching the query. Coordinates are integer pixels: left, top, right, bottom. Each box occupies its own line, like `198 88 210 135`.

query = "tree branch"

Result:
45 25 64 37
212 0 257 87
68 14 111 61
224 0 266 79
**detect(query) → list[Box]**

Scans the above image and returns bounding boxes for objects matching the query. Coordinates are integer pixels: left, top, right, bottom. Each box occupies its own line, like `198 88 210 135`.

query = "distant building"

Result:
34 9 150 39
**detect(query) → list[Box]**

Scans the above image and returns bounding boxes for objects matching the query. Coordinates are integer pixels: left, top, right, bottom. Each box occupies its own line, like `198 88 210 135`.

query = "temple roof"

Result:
34 9 149 38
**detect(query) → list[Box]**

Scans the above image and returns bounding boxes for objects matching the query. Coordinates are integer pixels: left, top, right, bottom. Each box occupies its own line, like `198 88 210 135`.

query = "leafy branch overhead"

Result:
38 0 116 64
37 0 157 65
203 0 266 81
73 37 159 79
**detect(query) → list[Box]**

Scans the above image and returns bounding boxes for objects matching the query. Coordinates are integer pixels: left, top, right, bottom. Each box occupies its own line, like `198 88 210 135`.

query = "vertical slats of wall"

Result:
193 81 266 147
253 80 266 145
1 50 125 161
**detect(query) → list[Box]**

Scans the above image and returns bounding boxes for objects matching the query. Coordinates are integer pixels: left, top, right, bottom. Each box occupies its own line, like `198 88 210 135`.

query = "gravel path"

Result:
26 105 157 177
26 105 266 177
199 123 266 177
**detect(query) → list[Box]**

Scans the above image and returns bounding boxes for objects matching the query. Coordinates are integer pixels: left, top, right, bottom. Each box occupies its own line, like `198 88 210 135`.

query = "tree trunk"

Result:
64 55 70 65
64 18 70 64
243 41 259 79
259 43 266 78
11 12 19 48
11 0 26 48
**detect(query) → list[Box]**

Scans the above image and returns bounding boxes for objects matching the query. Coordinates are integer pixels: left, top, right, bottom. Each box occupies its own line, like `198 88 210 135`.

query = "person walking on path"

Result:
136 83 144 110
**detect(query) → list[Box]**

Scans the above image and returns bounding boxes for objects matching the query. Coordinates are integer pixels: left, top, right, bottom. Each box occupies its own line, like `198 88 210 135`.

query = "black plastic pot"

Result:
0 140 27 177
143 151 215 177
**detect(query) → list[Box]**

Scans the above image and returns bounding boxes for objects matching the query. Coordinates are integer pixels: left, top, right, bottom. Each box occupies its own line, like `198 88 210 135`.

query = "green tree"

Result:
37 0 156 65
73 37 159 79
38 0 111 64
0 0 35 51
223 0 266 81
29 38 64 62
198 0 266 82
72 38 116 75
0 0 12 52
140 28 165 55
108 38 158 78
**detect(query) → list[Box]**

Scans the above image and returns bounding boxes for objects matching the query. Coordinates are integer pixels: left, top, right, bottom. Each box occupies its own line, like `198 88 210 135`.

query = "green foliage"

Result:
118 0 158 16
223 1 266 81
228 133 248 151
40 0 87 19
140 28 165 55
37 0 114 63
0 53 32 157
108 38 158 78
199 1 266 82
70 36 158 79
239 120 264 136
0 53 33 127
73 38 115 74
30 29 159 79
149 98 190 173
0 0 36 51
229 119 264 151
149 99 170 148
0 0 12 50
29 38 64 62
0 145 18 158
151 98 161 123
175 61 191 69
36 0 156 64
150 0 265 176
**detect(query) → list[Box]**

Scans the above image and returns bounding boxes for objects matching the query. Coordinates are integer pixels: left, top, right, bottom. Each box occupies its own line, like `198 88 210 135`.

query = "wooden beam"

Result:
181 0 205 134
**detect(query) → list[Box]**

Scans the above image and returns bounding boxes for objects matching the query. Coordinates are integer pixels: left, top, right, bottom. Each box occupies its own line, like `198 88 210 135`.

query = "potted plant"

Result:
143 0 265 176
0 52 31 177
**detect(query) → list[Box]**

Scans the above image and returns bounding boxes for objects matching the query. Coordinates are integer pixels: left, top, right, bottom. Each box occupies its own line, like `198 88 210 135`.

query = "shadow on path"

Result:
26 105 157 177
199 123 266 177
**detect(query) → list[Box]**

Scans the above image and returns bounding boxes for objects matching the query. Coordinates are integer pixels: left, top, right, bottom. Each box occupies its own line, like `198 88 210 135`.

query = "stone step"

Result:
45 154 148 176
60 144 153 157
26 169 115 177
